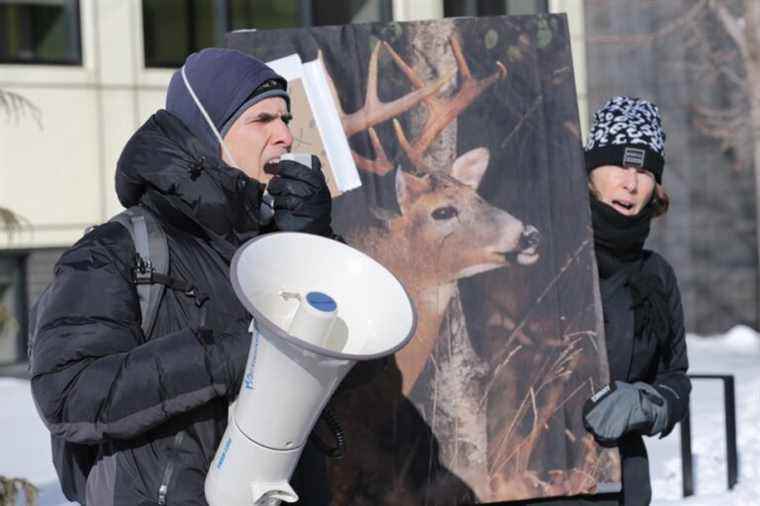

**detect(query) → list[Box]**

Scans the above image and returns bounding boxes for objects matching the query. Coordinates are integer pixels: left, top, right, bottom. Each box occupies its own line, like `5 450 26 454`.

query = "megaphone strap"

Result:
131 259 211 328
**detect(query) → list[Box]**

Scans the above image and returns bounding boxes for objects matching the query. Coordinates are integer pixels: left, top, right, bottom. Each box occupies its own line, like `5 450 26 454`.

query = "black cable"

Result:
309 404 345 460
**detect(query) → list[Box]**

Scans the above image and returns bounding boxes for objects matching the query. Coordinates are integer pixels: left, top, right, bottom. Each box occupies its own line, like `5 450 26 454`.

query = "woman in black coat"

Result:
511 96 691 506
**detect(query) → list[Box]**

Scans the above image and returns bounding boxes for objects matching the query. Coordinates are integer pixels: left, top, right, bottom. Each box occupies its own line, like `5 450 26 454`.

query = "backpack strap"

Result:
110 206 169 338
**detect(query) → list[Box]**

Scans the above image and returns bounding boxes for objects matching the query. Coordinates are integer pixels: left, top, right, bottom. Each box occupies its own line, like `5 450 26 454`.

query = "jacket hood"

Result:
115 110 265 260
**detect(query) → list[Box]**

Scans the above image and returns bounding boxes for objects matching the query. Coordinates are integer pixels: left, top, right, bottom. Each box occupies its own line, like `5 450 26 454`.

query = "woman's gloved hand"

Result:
267 155 333 237
582 380 669 446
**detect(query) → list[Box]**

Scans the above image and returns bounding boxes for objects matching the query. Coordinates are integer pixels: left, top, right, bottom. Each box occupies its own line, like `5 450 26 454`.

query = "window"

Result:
142 0 393 68
0 249 63 366
0 0 82 65
0 255 26 365
444 0 548 17
310 0 392 27
227 0 300 30
143 0 302 68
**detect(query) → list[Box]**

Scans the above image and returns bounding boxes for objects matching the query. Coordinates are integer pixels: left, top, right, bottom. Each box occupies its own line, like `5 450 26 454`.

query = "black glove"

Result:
266 156 333 237
582 381 669 446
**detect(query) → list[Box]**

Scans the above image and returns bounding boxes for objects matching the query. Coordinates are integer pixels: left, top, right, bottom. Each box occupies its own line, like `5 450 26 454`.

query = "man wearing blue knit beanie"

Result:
29 47 332 505
165 47 334 235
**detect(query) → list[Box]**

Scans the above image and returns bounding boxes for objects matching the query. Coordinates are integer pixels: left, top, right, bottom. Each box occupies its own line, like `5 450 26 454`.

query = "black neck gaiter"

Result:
590 196 654 278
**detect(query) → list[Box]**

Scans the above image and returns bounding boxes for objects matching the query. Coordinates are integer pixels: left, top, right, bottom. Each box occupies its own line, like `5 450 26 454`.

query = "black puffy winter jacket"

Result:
29 110 328 505
596 249 690 506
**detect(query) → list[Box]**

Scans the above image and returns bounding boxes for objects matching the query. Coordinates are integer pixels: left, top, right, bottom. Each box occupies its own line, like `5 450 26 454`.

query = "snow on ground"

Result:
0 376 73 505
1 326 758 505
648 325 760 505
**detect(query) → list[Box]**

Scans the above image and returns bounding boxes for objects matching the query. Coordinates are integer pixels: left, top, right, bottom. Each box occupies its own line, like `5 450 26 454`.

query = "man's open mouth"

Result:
263 158 281 175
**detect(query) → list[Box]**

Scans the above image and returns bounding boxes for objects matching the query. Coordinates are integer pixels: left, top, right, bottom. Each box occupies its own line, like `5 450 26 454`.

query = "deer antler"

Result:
389 37 508 169
351 126 395 175
320 43 450 175
341 41 453 138
319 37 507 175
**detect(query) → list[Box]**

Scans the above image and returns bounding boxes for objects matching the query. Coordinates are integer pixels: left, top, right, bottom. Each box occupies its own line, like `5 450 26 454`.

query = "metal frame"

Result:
679 374 738 497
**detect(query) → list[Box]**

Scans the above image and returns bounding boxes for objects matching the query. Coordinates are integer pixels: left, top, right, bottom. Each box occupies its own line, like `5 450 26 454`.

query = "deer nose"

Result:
519 225 541 251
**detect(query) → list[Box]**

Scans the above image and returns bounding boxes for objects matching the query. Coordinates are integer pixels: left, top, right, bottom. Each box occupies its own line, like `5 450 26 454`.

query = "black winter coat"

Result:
508 250 691 506
596 250 690 506
30 110 328 505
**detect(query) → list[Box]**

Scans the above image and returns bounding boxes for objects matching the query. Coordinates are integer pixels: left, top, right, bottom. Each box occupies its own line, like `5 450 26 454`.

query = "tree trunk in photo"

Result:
407 20 459 170
404 19 491 499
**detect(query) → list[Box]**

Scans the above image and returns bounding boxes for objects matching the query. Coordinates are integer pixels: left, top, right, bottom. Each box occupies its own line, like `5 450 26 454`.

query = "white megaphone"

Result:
204 232 416 506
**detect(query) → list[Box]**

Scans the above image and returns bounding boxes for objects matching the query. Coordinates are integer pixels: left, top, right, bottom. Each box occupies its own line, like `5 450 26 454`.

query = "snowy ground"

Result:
0 376 73 505
647 326 760 506
1 327 758 505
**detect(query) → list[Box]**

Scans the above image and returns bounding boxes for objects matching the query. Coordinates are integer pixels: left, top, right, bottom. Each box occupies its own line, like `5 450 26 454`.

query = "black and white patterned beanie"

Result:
585 96 666 183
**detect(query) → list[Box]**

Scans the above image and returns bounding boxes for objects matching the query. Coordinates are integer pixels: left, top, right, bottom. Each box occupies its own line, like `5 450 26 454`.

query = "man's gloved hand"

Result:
267 155 333 237
582 381 669 446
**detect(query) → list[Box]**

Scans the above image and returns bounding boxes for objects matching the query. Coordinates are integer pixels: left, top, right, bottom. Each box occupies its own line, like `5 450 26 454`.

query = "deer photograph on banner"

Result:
228 14 620 504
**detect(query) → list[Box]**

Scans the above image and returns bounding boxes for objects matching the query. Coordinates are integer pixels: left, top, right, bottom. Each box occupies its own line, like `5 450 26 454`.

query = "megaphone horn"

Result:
204 232 416 505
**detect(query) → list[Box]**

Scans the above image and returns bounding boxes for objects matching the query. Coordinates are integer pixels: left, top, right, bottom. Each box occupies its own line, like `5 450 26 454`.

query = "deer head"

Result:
389 147 540 287
353 147 540 394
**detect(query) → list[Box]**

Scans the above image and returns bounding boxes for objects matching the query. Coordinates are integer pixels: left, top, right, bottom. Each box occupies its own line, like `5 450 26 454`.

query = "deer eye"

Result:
431 206 458 220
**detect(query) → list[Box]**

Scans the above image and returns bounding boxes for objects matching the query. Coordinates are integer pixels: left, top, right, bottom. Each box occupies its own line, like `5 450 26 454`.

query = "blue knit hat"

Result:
585 96 666 183
166 48 289 155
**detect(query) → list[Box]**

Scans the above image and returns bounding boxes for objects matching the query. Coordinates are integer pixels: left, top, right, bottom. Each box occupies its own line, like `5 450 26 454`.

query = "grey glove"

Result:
266 155 333 237
582 381 669 446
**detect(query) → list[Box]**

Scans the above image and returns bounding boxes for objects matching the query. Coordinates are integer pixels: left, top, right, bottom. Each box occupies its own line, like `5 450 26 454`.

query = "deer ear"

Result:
451 147 490 189
395 169 431 210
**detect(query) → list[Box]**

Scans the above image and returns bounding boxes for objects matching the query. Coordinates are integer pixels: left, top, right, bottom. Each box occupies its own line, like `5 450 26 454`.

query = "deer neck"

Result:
348 226 463 394
349 225 458 298
411 282 458 333
395 281 460 394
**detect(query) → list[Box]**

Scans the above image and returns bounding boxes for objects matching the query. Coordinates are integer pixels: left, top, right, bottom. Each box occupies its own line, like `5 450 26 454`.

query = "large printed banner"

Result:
228 15 620 504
